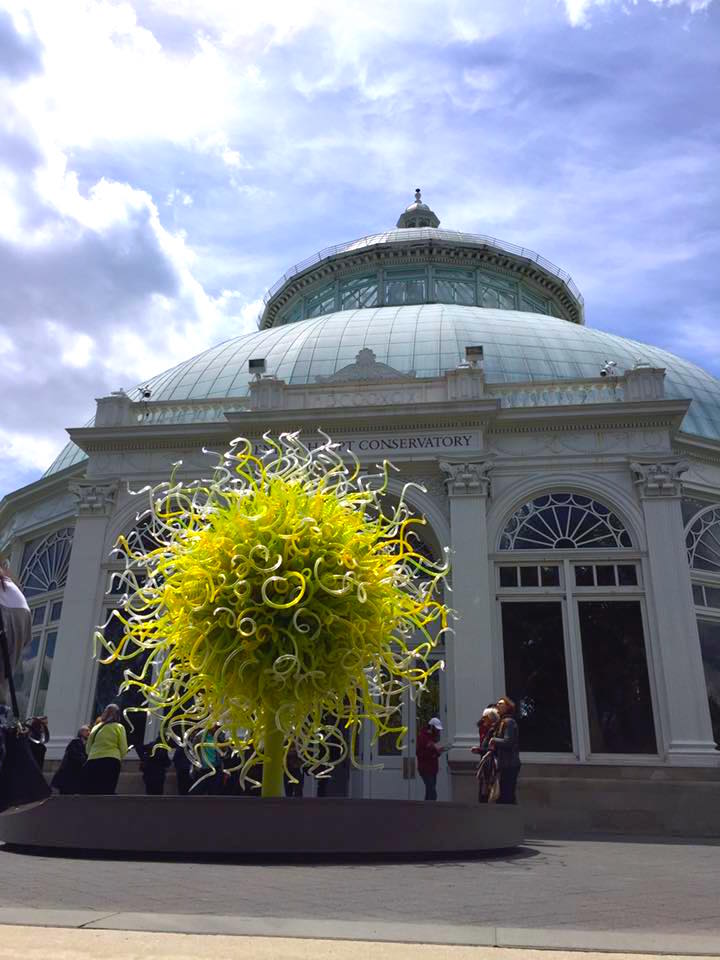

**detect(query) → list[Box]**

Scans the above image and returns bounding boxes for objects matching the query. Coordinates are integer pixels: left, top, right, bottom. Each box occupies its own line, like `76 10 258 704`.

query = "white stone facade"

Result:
2 353 719 806
3 203 720 814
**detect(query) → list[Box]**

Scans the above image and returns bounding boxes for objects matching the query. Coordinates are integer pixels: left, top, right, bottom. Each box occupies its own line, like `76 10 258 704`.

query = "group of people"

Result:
472 696 520 805
416 696 520 804
5 558 522 805
52 715 230 797
50 704 130 795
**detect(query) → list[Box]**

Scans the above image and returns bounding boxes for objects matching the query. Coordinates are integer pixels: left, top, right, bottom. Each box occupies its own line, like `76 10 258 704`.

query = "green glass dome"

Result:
46 304 720 475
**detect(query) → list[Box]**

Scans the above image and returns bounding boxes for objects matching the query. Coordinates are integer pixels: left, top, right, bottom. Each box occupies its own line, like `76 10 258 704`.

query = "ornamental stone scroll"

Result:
440 460 493 497
69 480 119 517
629 460 689 499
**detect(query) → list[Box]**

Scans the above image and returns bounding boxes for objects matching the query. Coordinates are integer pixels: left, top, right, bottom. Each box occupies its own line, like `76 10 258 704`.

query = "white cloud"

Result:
10 1 231 148
562 0 714 25
0 0 718 501
0 429 60 473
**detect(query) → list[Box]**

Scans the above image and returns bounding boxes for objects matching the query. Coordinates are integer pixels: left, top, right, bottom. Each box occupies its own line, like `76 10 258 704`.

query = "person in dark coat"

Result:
27 716 50 770
141 739 171 795
472 706 500 803
173 746 192 795
51 725 89 794
415 717 445 801
488 697 521 804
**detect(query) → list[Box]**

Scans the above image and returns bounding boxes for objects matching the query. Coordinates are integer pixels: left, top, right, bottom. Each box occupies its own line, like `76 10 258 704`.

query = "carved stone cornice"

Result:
440 460 493 497
69 480 118 517
315 348 415 384
630 460 689 499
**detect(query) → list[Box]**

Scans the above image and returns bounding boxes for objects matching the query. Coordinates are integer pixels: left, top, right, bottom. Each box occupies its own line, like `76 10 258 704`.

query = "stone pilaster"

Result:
43 481 118 753
630 460 717 764
439 460 495 756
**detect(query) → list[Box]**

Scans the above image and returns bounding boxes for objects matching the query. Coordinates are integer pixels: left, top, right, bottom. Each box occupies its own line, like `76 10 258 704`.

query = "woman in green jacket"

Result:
80 704 128 795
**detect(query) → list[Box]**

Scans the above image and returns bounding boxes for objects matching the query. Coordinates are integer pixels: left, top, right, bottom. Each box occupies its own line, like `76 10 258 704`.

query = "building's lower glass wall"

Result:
501 600 573 752
93 599 147 751
696 619 720 747
15 526 74 720
578 600 656 754
683 497 720 748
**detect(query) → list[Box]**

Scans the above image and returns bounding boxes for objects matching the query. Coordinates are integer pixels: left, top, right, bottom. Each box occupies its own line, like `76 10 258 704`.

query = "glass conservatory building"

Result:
2 192 719 833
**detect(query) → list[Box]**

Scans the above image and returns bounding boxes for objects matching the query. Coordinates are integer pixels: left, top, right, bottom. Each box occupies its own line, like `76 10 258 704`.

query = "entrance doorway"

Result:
361 663 448 800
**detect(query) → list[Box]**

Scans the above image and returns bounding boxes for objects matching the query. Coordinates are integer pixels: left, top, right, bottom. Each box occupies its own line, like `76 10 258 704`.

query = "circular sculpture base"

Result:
0 795 523 857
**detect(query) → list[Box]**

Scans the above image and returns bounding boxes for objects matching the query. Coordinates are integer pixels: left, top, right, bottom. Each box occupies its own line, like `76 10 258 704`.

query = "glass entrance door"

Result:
363 664 448 800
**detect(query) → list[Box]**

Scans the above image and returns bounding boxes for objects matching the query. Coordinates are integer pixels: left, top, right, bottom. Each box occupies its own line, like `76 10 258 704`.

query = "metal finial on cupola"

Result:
396 188 440 229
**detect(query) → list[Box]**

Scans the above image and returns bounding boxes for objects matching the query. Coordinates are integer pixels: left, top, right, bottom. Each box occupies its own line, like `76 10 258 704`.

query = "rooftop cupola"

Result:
396 188 440 229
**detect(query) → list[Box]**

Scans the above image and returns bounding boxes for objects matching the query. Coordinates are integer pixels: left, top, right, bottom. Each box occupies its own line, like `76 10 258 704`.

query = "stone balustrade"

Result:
487 379 625 408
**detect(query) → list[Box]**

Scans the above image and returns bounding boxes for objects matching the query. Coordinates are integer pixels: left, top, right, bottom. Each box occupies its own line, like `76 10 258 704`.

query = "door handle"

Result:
402 757 416 779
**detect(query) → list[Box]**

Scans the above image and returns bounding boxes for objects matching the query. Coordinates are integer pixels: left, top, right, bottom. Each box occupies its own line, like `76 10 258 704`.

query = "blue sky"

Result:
0 0 718 498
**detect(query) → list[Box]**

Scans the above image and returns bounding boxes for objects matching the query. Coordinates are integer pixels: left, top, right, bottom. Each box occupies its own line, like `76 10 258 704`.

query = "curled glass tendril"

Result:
96 431 452 797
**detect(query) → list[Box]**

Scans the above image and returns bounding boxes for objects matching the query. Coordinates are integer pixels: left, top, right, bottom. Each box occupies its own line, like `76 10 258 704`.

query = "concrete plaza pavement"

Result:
1 836 719 954
2 837 720 933
0 930 715 960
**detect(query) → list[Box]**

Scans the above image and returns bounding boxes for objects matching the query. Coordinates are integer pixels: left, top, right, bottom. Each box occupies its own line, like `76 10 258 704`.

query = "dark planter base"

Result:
0 795 523 858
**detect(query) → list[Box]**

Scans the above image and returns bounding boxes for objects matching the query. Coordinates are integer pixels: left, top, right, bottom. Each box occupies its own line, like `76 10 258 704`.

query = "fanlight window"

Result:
20 527 74 597
499 493 632 551
686 506 720 572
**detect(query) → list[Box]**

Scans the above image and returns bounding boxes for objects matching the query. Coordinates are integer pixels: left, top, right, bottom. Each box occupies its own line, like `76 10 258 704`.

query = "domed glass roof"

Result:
45 304 720 475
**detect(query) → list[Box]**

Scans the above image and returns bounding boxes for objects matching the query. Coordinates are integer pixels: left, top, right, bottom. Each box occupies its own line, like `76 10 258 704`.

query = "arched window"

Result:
496 491 656 760
20 527 74 597
684 502 720 746
14 526 75 717
686 505 720 573
499 492 632 551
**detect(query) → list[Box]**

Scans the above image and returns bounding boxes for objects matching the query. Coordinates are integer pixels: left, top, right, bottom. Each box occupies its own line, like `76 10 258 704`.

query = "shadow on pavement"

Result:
0 841 542 867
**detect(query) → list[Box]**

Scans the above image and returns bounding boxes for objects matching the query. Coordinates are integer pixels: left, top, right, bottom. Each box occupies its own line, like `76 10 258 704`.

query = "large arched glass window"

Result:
496 491 656 760
93 516 160 748
684 501 720 747
15 526 75 717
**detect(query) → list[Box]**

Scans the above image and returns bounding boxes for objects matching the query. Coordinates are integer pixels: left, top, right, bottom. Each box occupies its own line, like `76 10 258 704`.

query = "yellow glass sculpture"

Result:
97 433 450 797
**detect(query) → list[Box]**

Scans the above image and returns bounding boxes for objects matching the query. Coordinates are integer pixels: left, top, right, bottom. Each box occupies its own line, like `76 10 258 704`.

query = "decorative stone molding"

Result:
315 349 415 384
630 460 689 498
487 379 623 408
446 366 485 401
69 481 118 516
624 365 666 402
248 376 288 411
95 390 133 427
440 460 493 497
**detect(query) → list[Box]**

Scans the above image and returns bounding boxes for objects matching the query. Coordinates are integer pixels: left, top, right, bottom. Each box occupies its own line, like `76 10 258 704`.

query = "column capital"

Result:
440 459 493 498
69 480 119 517
630 459 689 499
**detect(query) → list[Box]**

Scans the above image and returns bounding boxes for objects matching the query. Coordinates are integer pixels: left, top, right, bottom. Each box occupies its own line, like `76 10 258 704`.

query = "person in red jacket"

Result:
416 717 444 800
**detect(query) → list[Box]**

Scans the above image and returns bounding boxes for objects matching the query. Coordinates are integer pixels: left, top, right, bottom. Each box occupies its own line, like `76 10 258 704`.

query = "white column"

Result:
631 460 717 764
44 481 117 753
439 461 495 754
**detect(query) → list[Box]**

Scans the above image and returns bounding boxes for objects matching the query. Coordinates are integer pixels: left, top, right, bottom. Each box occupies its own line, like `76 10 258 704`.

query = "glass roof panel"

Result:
44 304 720 477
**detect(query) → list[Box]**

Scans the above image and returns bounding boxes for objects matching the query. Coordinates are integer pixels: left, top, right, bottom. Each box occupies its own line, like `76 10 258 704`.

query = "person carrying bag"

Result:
0 617 51 812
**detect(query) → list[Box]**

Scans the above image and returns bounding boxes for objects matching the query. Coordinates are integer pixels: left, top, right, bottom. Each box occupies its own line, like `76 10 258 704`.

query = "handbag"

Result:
0 616 51 812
